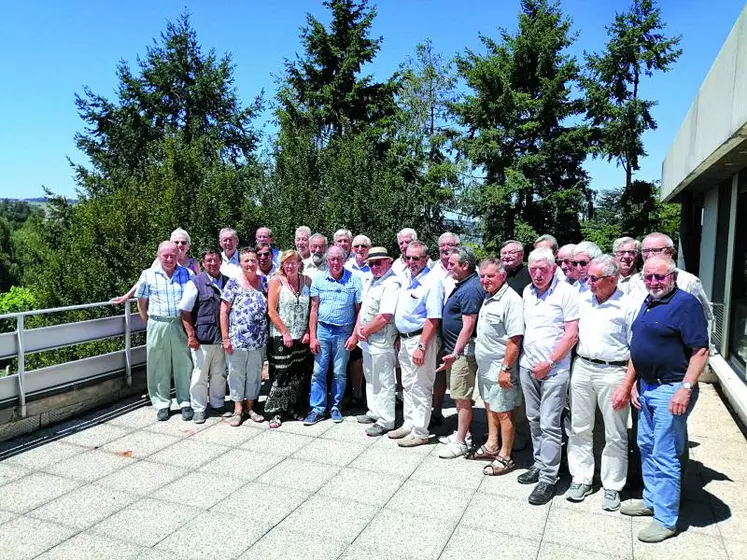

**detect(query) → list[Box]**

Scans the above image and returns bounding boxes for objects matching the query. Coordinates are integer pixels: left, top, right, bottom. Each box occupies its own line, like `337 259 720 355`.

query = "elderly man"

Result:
566 255 638 511
474 258 524 474
345 234 372 408
345 234 373 281
136 241 194 421
571 241 602 294
255 226 280 265
256 242 278 279
430 232 459 282
303 233 329 280
354 247 402 436
534 234 559 254
334 229 354 260
179 248 230 424
518 247 579 505
391 240 444 447
501 240 532 295
612 256 709 543
304 245 363 425
628 232 712 321
436 247 484 458
392 228 418 277
613 236 640 294
219 228 241 277
556 244 576 284
295 226 312 259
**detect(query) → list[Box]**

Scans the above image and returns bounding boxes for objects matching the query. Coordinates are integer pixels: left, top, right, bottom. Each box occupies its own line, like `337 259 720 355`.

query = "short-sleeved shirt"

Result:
630 287 709 384
520 276 580 372
628 268 713 321
441 272 484 354
221 277 269 351
577 288 638 363
310 268 362 327
178 274 227 312
135 264 192 318
430 260 456 299
345 259 373 283
475 283 525 375
506 264 532 296
394 267 444 334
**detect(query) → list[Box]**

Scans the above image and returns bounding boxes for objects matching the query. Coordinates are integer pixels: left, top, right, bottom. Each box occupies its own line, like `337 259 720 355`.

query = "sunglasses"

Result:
644 271 674 282
556 259 571 265
405 255 423 262
257 252 271 257
571 260 589 267
588 274 612 283
369 260 386 266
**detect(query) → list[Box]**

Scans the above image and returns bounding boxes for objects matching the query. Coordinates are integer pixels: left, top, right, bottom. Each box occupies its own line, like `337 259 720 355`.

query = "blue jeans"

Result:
310 323 353 414
638 379 698 530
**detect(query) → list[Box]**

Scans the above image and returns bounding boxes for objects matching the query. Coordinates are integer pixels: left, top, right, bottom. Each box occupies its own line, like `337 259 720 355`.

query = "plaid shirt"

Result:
135 264 192 318
310 268 362 327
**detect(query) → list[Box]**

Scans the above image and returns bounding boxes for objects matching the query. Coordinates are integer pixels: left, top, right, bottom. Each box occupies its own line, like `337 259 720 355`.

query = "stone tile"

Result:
713 509 747 543
318 420 380 445
0 509 16 523
0 462 31 487
143 416 211 437
134 551 175 560
724 539 747 560
701 457 747 482
409 456 485 491
0 472 81 514
536 542 627 560
477 467 542 500
155 510 274 559
258 458 341 493
152 471 246 509
240 430 314 455
441 525 540 560
0 515 77 560
96 460 186 495
189 421 264 447
101 431 180 459
146 439 228 468
318 467 405 507
461 492 550 540
706 479 747 513
59 423 132 448
543 507 632 558
274 417 333 437
292 437 368 467
276 495 378 543
198 449 284 480
676 499 721 537
90 497 201 547
36 532 143 560
44 448 137 481
107 406 159 429
5 440 84 470
632 527 727 559
351 509 457 559
385 479 472 520
211 481 310 525
349 446 429 478
240 528 347 560
29 483 136 529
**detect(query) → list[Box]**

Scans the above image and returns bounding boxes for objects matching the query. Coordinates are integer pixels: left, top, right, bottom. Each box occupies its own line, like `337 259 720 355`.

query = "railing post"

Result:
16 315 27 418
124 302 132 386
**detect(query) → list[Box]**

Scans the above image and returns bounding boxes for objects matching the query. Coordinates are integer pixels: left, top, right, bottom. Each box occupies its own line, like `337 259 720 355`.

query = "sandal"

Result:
269 415 282 429
466 444 500 461
229 413 243 427
483 456 515 476
246 410 265 424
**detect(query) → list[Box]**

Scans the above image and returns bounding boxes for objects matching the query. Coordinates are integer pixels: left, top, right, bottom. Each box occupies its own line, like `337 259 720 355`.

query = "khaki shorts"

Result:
449 355 477 400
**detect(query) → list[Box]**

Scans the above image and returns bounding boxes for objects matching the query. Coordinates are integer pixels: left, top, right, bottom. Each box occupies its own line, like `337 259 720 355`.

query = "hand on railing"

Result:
110 295 129 306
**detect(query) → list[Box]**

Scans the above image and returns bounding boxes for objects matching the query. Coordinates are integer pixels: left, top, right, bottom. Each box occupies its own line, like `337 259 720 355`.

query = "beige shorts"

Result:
449 355 477 400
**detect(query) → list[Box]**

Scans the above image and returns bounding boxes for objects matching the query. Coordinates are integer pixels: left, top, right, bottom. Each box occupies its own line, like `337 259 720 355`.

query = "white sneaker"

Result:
438 440 468 459
437 431 473 446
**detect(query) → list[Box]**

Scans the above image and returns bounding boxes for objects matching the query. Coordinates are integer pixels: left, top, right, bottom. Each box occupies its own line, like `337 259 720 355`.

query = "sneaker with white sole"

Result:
437 431 473 446
637 520 675 543
566 482 593 502
438 440 468 459
601 489 621 511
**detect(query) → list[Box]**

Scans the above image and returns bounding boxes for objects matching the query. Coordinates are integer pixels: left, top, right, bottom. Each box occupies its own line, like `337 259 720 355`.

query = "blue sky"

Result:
0 0 744 199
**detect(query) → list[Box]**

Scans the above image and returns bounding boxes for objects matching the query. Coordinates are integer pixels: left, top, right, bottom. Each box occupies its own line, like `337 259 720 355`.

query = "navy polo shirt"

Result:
441 272 485 354
630 287 709 384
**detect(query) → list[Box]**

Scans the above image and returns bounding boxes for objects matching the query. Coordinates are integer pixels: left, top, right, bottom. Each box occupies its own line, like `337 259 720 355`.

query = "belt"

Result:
149 316 180 322
578 355 626 367
399 328 424 339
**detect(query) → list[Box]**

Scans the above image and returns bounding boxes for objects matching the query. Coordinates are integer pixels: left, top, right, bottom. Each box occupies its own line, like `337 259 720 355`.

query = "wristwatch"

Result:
416 342 426 351
501 364 512 372
682 382 694 392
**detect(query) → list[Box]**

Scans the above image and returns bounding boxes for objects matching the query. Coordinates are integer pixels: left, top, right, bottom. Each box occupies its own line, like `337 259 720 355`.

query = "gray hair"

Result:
170 228 191 244
501 239 524 252
450 246 477 271
295 225 311 238
352 234 371 247
438 232 459 245
157 240 176 253
558 243 576 256
256 226 273 237
479 257 505 273
219 227 238 240
527 247 556 267
612 236 641 253
397 228 418 241
590 254 619 277
309 233 328 246
408 240 428 255
643 232 674 248
534 234 559 253
334 229 353 241
573 241 602 260
643 255 677 274
327 245 346 259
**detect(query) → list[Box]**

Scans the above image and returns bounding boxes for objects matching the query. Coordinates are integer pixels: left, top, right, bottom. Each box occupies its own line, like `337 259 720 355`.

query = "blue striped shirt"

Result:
135 265 192 318
310 268 362 327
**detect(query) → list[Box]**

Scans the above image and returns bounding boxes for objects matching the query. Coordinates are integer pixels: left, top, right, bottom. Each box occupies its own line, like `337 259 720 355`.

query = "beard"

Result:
311 252 324 266
648 284 675 300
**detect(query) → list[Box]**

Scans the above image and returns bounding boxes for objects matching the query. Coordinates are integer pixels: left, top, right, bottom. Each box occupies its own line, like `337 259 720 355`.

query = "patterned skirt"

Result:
264 337 313 416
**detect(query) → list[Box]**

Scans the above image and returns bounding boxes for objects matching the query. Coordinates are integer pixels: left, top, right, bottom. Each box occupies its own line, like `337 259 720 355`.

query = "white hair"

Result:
327 245 346 259
643 232 674 248
170 228 191 244
256 226 273 238
612 236 641 253
397 228 418 241
352 234 371 246
295 225 311 238
643 255 676 274
219 227 238 240
334 229 353 241
590 254 619 277
309 233 328 245
573 241 602 260
438 232 459 244
527 247 556 267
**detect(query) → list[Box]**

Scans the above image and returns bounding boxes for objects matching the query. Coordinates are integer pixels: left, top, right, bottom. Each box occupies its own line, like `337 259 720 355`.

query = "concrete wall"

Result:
661 5 747 201
700 186 720 299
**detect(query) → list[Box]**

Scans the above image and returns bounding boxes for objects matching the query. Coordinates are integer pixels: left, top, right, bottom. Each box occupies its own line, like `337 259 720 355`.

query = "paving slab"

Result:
210 480 310 524
152 471 246 509
0 515 77 560
36 532 143 560
240 527 348 560
0 472 81 514
43 448 137 482
28 483 136 529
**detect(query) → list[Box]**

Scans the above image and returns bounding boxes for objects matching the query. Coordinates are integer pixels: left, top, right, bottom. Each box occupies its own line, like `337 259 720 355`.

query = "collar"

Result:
454 270 478 287
408 266 431 288
506 263 524 277
153 262 181 279
486 282 510 302
644 285 679 308
530 274 558 298
325 268 351 283
592 287 622 306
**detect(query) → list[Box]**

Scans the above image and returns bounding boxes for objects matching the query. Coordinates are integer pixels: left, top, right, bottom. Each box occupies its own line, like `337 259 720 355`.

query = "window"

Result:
730 187 747 371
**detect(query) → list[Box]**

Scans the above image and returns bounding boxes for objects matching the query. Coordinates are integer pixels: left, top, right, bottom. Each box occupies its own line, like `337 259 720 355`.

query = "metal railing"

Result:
0 300 147 417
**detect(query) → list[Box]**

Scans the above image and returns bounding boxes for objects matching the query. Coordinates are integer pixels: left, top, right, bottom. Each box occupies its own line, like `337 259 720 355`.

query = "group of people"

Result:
124 224 711 544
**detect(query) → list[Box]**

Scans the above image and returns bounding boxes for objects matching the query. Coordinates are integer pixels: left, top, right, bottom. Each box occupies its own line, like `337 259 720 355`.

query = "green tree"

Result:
452 0 591 250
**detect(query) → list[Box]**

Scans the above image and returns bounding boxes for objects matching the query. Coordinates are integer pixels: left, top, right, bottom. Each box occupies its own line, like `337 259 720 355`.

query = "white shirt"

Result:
520 276 579 372
475 283 525 380
618 273 636 295
429 259 456 299
345 260 373 283
177 274 227 313
391 256 408 279
394 267 444 334
577 288 639 363
358 270 401 352
628 268 713 321
220 262 241 279
302 257 328 281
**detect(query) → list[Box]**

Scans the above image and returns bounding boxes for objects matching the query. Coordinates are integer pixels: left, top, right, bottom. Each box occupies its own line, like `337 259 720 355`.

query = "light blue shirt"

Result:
222 250 239 266
345 260 373 283
311 268 363 327
394 267 444 334
135 264 192 318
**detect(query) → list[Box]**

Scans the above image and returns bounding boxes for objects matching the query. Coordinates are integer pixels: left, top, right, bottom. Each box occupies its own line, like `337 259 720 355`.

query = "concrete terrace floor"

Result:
0 383 746 560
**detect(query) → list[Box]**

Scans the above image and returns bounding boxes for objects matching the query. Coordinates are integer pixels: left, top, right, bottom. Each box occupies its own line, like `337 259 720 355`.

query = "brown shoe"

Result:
387 427 411 440
398 435 429 448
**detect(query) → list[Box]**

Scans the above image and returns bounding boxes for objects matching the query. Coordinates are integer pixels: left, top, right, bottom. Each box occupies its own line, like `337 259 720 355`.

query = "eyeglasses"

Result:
641 247 670 255
283 261 300 267
369 260 386 266
173 241 188 246
588 274 613 283
257 252 271 257
501 250 522 256
615 250 638 257
571 260 589 267
353 244 369 249
405 256 423 262
643 271 674 282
